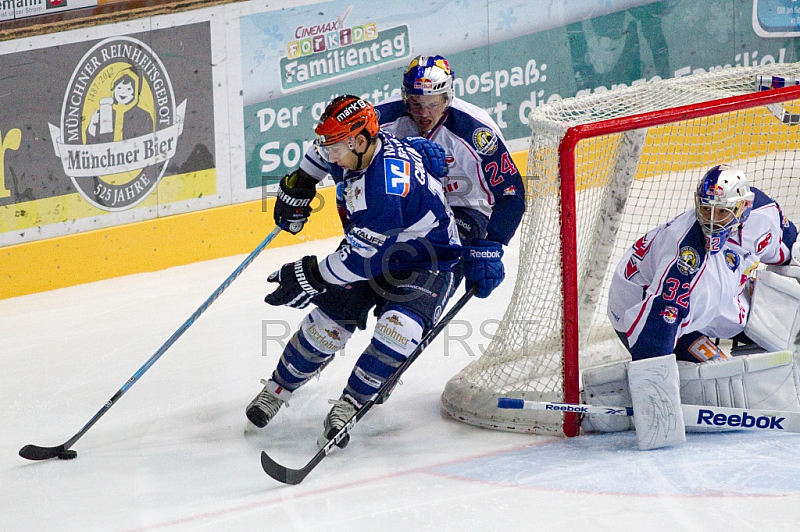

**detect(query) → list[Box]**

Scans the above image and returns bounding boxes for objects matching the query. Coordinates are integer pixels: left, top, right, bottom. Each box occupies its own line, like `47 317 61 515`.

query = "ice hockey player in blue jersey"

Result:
246 95 462 448
290 55 525 300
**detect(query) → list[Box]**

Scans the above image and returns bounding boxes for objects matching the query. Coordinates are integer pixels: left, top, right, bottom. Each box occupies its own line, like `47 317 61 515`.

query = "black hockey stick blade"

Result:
260 452 297 484
261 408 358 484
260 286 476 484
19 443 67 461
260 447 322 485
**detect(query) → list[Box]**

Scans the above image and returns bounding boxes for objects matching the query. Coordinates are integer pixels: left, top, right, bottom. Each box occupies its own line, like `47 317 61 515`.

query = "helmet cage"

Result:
694 165 755 251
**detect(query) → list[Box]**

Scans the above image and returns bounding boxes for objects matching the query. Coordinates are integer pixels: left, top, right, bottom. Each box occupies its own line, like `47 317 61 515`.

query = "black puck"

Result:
57 449 78 460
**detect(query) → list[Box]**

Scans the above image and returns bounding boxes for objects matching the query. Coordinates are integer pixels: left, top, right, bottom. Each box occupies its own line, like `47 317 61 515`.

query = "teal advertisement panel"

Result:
240 0 800 189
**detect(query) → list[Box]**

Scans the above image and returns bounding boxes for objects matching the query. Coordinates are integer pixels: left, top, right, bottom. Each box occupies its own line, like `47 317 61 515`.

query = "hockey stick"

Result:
497 398 800 433
755 76 800 125
260 285 478 484
19 226 284 461
766 103 800 125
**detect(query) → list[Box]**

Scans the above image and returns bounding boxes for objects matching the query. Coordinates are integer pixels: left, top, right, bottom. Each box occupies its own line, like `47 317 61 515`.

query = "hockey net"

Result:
441 63 800 437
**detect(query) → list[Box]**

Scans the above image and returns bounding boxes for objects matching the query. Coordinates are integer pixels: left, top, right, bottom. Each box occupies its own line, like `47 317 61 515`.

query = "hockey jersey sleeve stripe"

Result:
397 211 438 243
299 148 332 180
318 251 368 285
303 153 329 173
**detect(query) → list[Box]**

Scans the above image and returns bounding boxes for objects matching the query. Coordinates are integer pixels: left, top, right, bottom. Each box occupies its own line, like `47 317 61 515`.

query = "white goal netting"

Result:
442 63 800 436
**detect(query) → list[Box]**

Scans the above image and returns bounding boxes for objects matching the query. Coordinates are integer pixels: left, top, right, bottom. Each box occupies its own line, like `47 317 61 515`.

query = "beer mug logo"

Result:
49 36 187 211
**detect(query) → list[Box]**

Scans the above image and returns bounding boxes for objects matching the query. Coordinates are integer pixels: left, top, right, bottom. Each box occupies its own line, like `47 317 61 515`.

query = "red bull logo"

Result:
660 306 679 324
710 184 725 197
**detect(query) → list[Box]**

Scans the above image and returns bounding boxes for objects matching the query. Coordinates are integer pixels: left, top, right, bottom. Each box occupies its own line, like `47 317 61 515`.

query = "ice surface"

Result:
3 234 800 531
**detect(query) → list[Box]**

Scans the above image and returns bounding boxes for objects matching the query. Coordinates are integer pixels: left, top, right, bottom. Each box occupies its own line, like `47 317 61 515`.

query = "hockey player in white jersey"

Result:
246 96 462 448
372 55 525 299
288 55 525 300
608 164 797 361
584 165 800 450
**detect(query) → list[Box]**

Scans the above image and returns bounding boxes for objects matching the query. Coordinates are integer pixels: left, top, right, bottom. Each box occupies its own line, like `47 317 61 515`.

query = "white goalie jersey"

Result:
608 187 798 361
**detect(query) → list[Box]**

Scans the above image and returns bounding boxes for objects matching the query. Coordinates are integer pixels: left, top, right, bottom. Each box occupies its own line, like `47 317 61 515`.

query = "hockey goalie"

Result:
583 164 800 449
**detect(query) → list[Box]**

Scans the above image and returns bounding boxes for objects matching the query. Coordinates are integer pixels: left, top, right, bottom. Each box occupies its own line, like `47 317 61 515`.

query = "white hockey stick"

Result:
497 398 800 433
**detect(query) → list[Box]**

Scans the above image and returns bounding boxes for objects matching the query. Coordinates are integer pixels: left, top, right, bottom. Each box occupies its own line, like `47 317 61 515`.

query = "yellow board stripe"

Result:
0 186 342 299
1 150 531 300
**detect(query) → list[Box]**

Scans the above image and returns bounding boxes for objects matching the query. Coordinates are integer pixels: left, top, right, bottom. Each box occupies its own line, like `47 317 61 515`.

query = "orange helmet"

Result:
314 95 379 146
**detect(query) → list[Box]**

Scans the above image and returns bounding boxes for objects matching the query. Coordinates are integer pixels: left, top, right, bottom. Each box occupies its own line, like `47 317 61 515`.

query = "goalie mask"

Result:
694 164 755 254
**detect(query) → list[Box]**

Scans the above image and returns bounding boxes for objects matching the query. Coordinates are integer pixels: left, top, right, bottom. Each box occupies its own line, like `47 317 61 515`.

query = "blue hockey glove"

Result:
403 136 448 178
274 171 317 235
463 239 504 299
265 256 327 309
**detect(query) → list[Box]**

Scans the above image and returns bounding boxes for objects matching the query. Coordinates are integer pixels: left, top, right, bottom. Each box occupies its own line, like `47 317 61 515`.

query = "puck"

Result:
57 449 78 460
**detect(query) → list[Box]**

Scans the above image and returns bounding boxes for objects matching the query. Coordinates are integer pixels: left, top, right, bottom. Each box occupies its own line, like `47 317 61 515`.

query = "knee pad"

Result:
373 307 425 359
300 308 353 355
345 308 425 406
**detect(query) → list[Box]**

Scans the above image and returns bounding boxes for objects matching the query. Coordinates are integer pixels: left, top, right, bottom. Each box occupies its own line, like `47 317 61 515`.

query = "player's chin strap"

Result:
352 136 376 170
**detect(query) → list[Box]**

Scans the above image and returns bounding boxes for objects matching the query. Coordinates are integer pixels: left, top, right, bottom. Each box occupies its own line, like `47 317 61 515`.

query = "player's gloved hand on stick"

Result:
265 256 328 309
402 136 448 178
463 239 504 298
274 170 317 235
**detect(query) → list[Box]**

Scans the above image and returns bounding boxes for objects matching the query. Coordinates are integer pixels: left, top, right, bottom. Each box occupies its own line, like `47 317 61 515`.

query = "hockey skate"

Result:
246 379 290 428
317 394 359 449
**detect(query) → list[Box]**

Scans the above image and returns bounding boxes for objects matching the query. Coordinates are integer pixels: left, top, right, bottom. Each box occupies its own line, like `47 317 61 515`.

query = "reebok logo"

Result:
696 409 785 430
545 404 588 413
469 249 501 259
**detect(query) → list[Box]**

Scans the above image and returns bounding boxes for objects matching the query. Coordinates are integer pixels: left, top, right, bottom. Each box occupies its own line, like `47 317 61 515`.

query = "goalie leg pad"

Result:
679 350 800 432
581 361 633 433
743 269 800 353
628 354 686 450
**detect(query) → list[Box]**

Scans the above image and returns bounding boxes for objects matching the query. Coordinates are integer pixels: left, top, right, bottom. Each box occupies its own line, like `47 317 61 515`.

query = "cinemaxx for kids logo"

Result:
48 36 187 211
280 5 410 91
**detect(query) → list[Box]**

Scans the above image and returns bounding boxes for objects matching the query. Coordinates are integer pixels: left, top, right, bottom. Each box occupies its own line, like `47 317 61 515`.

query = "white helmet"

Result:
694 164 755 253
401 55 455 104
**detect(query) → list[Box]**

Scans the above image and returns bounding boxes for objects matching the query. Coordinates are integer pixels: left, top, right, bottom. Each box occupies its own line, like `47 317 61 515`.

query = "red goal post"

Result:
441 64 800 437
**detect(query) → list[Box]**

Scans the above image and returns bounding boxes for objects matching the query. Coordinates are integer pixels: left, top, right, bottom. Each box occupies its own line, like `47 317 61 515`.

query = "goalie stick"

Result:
260 285 477 485
497 398 800 433
19 226 284 461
